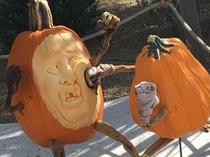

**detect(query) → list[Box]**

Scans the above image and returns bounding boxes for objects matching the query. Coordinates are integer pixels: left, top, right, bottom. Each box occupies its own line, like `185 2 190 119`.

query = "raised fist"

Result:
97 11 120 30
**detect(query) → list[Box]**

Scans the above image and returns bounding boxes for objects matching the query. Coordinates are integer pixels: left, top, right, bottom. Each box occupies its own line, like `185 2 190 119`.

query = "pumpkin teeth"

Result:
66 93 71 98
66 92 76 100
72 92 76 97
59 83 81 101
67 97 74 102
66 98 71 102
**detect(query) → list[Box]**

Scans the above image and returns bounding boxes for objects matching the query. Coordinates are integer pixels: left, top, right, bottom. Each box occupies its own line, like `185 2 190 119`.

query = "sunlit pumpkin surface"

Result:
32 33 101 130
7 26 104 147
129 37 210 139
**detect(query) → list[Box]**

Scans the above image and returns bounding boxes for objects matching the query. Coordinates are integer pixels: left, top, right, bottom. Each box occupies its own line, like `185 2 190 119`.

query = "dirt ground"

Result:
1 0 210 123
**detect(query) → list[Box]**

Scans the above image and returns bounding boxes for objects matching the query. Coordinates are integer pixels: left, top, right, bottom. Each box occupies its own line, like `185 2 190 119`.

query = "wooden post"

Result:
172 0 208 69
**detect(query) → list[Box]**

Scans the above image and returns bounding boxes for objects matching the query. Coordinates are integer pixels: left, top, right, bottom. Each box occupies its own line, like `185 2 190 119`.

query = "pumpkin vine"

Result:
147 35 174 59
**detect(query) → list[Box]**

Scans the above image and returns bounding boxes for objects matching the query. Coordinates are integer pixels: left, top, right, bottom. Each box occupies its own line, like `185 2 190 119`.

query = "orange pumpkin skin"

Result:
7 25 104 147
129 37 210 139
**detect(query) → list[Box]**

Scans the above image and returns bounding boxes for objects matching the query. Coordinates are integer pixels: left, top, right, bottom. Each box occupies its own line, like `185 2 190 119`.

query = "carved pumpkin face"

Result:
129 36 210 138
32 32 101 130
8 26 104 147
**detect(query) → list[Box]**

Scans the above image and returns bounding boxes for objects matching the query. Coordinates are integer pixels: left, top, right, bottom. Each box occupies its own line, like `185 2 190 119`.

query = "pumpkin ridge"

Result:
150 50 197 137
167 50 205 134
182 52 210 93
166 44 210 134
160 55 191 137
155 57 172 137
189 74 210 124
172 44 210 123
183 67 210 124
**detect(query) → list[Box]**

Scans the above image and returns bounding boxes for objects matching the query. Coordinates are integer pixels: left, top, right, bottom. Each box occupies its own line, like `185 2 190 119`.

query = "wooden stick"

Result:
84 64 135 93
49 139 65 157
200 118 210 132
143 108 168 129
95 120 140 157
5 65 24 113
89 12 120 66
141 138 174 157
113 65 135 73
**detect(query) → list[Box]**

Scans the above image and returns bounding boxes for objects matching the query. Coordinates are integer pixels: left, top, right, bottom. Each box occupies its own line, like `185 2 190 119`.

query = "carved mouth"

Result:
59 84 82 106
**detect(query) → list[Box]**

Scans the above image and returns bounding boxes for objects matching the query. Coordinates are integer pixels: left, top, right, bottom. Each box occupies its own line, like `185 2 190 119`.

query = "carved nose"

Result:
60 66 76 85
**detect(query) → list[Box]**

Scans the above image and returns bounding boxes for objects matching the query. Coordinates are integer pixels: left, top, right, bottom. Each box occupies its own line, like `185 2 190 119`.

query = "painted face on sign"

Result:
32 33 101 130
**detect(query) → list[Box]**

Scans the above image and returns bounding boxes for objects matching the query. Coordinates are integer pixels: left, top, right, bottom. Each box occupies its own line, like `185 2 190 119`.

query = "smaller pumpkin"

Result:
129 35 210 139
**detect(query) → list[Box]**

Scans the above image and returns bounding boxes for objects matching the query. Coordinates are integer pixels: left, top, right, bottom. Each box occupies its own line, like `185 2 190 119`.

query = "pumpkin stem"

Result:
28 0 54 31
147 35 174 59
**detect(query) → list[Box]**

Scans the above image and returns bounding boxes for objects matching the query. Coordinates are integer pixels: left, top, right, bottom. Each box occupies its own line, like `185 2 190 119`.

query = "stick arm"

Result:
89 12 120 66
84 64 135 93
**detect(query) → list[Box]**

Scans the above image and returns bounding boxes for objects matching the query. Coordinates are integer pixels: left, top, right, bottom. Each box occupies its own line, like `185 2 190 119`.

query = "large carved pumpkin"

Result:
129 35 210 139
7 1 103 147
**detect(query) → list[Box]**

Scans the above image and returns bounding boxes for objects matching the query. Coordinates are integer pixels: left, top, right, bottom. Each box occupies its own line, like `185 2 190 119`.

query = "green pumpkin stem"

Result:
147 35 174 59
28 0 54 31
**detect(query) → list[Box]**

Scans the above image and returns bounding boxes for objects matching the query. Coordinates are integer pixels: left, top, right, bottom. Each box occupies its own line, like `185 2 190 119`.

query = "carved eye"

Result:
47 63 60 75
69 56 80 69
